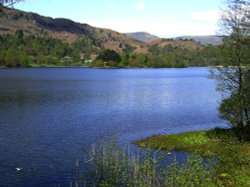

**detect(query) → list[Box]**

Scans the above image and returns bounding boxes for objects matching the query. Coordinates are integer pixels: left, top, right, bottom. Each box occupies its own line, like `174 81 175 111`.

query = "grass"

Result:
135 127 250 186
76 128 250 186
82 141 216 187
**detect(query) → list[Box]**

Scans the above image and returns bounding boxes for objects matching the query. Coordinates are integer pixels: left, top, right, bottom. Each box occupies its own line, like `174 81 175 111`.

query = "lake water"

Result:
0 67 228 186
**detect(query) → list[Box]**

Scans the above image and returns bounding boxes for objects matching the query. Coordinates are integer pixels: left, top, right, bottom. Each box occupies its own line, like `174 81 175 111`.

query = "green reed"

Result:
81 140 216 187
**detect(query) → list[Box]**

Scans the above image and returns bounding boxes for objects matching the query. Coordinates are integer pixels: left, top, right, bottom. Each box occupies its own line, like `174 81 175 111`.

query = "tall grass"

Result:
81 140 217 187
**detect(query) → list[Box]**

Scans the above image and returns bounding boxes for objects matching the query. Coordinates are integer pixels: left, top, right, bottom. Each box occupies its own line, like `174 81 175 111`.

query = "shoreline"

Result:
0 65 207 69
135 127 250 186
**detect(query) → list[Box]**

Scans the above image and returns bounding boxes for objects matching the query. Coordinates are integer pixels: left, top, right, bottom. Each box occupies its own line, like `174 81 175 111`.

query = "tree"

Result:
214 0 250 136
0 0 24 7
97 49 121 67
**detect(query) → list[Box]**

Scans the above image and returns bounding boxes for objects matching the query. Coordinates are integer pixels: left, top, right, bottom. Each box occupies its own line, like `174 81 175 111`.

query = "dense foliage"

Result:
0 30 99 67
89 44 224 68
96 49 121 67
136 128 250 186
0 29 226 68
213 0 250 138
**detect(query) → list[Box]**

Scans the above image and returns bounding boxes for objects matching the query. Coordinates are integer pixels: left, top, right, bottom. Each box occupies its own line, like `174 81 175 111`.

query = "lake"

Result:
0 67 228 186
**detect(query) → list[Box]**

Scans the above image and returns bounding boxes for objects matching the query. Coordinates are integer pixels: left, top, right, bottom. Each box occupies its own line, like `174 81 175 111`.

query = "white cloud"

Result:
135 1 145 10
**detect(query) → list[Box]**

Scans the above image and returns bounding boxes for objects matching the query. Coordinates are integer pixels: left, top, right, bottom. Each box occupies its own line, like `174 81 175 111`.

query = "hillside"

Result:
148 38 202 51
0 7 212 54
0 7 223 68
0 7 148 53
125 32 159 43
125 32 222 46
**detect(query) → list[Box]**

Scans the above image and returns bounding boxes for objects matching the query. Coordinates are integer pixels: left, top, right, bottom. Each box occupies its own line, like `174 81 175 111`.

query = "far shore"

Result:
0 65 214 69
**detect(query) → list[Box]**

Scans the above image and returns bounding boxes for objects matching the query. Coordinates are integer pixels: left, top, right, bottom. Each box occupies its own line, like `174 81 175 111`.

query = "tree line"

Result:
0 30 225 68
0 30 100 67
76 44 224 68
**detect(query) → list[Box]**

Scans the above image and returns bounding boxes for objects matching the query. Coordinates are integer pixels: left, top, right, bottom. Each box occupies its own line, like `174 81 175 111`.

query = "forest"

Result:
0 30 223 68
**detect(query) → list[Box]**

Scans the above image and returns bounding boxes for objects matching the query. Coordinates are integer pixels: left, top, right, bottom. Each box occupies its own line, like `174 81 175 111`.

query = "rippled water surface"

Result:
0 67 228 186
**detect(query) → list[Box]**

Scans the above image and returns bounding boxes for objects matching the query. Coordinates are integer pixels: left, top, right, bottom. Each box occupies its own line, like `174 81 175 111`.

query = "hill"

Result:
0 7 222 68
148 38 202 51
0 7 213 54
0 7 148 54
125 32 159 43
125 32 222 46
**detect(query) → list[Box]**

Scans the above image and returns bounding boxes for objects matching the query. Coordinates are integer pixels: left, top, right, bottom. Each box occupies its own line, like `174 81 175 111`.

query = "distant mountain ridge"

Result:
126 32 222 46
176 36 223 45
125 32 159 43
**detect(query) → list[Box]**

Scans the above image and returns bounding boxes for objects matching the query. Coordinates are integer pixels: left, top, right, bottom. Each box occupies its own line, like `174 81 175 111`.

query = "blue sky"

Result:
15 0 224 37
